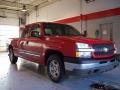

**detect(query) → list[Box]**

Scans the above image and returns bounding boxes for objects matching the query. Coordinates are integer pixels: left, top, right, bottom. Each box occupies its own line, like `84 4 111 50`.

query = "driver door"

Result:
23 23 44 63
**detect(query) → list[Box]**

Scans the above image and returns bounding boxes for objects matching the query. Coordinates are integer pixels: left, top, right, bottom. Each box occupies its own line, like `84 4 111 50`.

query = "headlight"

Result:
76 43 90 48
76 43 94 58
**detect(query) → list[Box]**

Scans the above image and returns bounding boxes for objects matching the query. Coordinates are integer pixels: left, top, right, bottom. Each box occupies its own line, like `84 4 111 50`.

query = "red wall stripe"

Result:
55 8 120 24
86 8 120 20
55 16 81 24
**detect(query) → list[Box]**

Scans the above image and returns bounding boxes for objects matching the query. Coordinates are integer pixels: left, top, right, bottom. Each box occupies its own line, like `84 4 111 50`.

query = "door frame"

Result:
99 23 113 41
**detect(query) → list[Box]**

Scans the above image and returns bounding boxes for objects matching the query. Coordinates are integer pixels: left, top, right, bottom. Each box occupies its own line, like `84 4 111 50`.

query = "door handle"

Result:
26 41 29 44
19 41 24 46
19 41 24 48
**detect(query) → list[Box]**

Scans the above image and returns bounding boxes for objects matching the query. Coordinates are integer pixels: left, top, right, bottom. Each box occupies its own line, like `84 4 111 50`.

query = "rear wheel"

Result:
47 54 64 82
9 48 18 64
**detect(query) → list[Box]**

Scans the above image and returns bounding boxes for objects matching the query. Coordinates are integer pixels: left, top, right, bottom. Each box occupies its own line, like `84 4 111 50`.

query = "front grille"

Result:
92 44 114 57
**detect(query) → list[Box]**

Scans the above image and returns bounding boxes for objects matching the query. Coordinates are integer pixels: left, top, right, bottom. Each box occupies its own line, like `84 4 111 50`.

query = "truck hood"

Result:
68 36 113 44
49 36 113 45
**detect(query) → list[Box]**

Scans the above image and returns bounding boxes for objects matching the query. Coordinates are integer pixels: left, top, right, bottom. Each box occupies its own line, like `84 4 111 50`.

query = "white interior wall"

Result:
26 0 120 24
0 18 19 26
26 0 81 24
0 10 20 26
86 16 120 38
69 22 81 31
82 0 120 14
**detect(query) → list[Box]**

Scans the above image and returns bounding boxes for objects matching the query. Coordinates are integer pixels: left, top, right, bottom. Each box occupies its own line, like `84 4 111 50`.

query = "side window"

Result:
45 28 53 36
21 26 30 38
30 24 41 38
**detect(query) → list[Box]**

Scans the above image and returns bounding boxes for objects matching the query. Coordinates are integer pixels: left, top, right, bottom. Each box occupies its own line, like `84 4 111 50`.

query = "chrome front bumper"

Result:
64 58 119 75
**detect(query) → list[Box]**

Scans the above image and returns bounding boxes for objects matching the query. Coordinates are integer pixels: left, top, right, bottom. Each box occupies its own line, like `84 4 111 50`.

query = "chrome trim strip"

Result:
19 50 40 57
64 60 119 71
77 48 94 52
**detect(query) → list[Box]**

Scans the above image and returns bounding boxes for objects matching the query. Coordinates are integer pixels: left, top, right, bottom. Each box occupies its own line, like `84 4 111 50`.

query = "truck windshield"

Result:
44 23 81 36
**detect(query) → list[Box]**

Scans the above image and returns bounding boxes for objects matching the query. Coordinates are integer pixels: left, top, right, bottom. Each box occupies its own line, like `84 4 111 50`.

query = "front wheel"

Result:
9 48 18 64
47 54 64 82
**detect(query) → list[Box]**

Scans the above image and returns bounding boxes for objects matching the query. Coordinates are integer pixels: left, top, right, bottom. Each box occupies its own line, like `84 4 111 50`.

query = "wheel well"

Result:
45 50 64 66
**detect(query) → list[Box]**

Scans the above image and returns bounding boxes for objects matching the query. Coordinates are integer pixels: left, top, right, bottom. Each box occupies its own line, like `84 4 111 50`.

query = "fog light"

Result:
76 51 91 58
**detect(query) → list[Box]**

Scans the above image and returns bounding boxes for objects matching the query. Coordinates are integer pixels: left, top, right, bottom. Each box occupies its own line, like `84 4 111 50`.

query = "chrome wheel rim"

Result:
49 60 60 79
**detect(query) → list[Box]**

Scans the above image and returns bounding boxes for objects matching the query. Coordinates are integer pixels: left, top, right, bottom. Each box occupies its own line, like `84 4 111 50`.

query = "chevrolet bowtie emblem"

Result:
103 47 109 52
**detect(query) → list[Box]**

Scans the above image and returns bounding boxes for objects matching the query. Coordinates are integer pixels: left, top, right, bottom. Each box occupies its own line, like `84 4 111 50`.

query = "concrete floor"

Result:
0 52 120 90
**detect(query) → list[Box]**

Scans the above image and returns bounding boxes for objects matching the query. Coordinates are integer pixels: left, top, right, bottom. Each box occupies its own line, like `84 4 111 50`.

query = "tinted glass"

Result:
44 23 81 36
30 24 41 37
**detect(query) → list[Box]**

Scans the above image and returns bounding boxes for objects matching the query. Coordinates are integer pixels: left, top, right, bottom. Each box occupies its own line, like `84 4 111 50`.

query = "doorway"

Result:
100 23 113 41
0 25 19 51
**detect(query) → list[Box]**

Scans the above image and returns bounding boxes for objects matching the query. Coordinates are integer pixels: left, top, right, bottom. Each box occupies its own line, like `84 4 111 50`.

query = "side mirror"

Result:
31 31 40 38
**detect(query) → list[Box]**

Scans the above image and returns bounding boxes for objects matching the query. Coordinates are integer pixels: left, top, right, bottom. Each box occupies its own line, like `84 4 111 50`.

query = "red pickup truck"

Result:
9 22 119 82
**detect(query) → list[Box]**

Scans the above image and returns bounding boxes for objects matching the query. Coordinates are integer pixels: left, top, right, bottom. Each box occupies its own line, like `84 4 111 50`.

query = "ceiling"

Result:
0 0 58 11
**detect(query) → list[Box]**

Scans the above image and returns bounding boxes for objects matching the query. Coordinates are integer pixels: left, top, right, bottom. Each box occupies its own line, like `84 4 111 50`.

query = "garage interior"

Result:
0 0 120 90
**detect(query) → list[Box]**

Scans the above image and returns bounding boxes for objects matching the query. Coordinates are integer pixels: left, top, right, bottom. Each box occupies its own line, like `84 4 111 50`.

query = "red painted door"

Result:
22 24 44 64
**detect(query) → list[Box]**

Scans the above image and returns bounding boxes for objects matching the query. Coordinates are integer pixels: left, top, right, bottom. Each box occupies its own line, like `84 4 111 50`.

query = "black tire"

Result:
9 48 18 64
47 54 64 82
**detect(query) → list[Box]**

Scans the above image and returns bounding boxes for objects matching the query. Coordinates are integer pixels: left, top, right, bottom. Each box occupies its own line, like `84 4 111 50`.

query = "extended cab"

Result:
9 22 119 82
